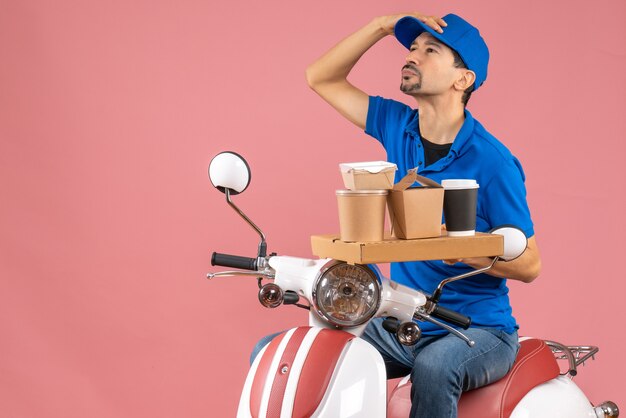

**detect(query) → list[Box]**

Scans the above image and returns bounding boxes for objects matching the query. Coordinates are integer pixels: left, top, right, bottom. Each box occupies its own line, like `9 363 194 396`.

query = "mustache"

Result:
402 64 421 76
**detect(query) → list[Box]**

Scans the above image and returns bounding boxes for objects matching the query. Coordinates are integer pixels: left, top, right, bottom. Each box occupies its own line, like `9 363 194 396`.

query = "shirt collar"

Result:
404 109 475 157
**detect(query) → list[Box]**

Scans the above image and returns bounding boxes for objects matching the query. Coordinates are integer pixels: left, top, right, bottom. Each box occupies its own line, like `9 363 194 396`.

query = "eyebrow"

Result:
424 40 443 49
410 39 444 49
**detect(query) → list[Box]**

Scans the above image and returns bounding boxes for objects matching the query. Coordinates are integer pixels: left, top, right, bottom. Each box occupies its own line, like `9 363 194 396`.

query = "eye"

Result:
426 48 437 53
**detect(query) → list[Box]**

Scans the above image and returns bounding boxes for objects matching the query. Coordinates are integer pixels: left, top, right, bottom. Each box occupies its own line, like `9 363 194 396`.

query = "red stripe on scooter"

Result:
249 331 287 418
292 329 354 418
265 327 311 418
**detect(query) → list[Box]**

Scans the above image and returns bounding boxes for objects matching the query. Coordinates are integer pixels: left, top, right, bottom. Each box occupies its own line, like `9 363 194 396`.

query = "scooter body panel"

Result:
311 337 387 417
510 375 597 418
269 256 330 303
237 327 387 418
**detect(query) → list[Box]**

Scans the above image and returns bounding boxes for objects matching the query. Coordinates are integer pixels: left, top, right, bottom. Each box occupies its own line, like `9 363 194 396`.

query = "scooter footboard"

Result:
238 326 387 418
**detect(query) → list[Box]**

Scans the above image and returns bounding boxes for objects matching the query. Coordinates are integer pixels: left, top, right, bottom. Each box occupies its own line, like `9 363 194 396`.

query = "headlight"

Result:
312 262 381 327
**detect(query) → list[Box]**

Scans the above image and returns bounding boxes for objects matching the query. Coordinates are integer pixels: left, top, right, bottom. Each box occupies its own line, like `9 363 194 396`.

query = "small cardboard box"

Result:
339 161 397 190
311 233 503 264
388 169 444 239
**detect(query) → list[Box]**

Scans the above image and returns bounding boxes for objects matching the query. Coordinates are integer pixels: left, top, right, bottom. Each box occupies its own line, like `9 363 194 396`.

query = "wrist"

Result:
371 16 394 36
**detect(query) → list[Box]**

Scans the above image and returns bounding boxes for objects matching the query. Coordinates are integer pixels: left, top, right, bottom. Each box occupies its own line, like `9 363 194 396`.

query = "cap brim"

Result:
394 16 448 51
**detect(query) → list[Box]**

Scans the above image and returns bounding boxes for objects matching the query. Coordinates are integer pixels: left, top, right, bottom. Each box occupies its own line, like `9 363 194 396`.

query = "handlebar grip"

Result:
431 305 472 329
211 252 258 271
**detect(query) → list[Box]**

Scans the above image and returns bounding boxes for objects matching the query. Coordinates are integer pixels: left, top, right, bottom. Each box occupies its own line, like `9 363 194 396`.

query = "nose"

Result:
405 49 419 65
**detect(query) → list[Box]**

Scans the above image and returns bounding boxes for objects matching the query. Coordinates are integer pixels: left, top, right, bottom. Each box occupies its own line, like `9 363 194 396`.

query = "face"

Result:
400 32 460 96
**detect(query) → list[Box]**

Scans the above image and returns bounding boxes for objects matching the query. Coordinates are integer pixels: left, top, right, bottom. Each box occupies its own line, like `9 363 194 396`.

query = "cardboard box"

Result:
311 232 503 265
339 161 397 190
388 169 444 239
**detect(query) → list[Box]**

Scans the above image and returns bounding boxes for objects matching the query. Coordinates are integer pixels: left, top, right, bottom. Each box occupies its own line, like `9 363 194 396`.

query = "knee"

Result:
250 336 271 365
249 332 281 366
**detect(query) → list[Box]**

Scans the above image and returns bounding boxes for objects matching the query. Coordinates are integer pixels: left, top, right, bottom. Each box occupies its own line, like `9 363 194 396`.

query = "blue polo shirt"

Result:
366 96 534 334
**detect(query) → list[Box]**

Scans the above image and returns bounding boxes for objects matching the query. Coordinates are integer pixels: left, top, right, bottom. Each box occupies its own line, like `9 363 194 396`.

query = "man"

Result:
305 12 541 418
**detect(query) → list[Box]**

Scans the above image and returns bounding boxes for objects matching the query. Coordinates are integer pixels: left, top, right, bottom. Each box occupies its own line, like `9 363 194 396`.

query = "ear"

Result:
454 70 476 91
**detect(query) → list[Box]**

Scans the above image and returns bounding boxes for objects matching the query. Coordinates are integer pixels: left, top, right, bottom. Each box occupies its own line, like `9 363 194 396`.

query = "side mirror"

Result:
490 226 528 261
208 151 267 258
208 151 251 195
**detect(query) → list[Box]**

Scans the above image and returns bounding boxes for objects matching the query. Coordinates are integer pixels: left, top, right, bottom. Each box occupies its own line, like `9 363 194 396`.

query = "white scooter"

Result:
206 151 619 418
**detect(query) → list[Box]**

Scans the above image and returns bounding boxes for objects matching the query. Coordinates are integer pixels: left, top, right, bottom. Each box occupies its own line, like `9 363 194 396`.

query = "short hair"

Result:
451 50 475 106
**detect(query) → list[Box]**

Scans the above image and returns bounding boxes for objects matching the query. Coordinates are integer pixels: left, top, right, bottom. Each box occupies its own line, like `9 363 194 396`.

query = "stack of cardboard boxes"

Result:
311 162 502 264
338 161 444 241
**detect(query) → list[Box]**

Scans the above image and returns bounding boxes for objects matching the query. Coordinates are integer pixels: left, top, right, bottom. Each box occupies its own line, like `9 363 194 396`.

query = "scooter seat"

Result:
387 338 560 418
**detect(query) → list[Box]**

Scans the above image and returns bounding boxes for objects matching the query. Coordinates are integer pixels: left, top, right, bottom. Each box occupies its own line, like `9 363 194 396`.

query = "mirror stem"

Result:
430 257 499 304
225 188 267 257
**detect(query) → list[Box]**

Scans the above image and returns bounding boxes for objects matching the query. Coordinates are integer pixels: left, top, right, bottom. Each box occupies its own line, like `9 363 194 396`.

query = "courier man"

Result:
304 12 542 418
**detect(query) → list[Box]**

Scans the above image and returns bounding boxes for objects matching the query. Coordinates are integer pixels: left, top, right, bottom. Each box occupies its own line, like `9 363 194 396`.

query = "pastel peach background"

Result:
1 0 624 416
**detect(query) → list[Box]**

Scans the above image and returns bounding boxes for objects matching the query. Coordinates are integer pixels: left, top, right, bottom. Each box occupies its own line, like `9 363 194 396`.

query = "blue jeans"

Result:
250 319 519 418
362 318 519 418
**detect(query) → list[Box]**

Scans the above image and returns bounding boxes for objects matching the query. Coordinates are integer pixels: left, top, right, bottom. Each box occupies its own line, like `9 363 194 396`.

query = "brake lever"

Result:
206 270 275 280
414 311 475 347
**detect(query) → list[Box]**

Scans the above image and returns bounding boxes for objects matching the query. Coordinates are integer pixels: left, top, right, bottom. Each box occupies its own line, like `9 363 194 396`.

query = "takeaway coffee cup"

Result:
441 179 480 237
336 189 388 242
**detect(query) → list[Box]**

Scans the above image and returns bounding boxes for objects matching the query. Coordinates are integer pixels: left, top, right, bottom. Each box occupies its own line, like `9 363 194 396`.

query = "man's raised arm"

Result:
305 13 445 130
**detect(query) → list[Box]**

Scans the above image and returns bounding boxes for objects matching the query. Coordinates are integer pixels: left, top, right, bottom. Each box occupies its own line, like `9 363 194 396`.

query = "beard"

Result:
400 64 422 94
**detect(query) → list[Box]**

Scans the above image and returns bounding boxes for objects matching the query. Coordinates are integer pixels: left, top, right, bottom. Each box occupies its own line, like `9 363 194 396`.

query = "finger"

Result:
422 16 443 33
435 17 447 27
411 14 443 34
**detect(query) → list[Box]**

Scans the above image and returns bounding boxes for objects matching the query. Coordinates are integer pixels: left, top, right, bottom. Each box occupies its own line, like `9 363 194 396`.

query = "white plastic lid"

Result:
441 179 479 190
339 161 397 174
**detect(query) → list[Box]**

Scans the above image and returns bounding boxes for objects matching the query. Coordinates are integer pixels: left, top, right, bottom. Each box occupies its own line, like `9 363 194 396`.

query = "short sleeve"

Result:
480 157 535 238
365 96 414 148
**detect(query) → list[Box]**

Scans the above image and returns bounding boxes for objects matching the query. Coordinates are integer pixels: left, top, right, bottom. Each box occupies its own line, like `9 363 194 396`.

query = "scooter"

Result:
206 151 619 418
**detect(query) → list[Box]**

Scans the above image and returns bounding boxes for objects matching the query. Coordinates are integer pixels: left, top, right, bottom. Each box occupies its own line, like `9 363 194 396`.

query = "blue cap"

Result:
394 14 489 90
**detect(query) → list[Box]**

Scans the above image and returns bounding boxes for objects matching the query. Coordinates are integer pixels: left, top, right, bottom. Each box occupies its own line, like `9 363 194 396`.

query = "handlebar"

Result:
211 252 258 270
430 305 471 329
